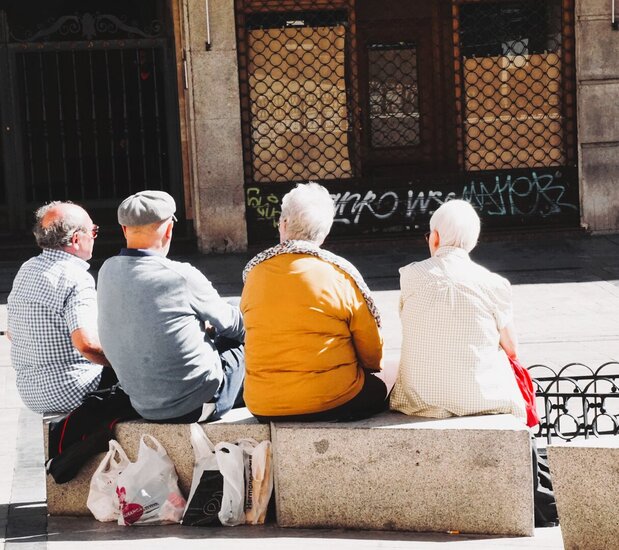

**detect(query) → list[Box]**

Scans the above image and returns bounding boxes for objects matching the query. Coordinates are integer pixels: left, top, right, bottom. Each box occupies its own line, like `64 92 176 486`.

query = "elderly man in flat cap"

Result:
7 201 116 413
97 190 245 422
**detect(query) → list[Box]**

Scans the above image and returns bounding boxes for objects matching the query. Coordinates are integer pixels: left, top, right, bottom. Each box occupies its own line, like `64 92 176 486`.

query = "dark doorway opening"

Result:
0 0 186 257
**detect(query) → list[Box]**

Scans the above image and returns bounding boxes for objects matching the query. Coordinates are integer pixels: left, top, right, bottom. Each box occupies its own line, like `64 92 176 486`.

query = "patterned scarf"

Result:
242 239 382 328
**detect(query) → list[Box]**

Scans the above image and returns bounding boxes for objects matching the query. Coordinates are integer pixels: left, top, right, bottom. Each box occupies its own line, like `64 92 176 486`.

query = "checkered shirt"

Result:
7 249 102 413
390 246 526 422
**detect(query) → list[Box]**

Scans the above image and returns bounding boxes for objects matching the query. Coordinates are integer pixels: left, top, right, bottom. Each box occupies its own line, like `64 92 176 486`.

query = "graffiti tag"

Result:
245 169 578 231
246 187 281 228
462 171 578 217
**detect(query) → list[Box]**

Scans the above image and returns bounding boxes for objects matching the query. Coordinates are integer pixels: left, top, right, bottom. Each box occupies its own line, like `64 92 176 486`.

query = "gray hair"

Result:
429 199 481 252
32 201 85 249
280 182 335 244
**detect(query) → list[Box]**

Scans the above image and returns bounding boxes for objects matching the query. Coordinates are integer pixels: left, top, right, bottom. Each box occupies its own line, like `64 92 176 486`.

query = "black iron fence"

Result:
529 362 619 444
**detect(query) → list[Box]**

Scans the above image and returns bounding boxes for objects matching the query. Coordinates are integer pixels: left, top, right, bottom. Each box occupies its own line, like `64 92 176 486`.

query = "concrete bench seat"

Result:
46 409 534 537
45 407 269 516
547 439 619 550
271 411 534 536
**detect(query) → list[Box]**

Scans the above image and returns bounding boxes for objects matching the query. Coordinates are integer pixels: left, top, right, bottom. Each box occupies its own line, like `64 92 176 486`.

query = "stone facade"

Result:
180 0 619 252
577 0 619 232
181 0 248 252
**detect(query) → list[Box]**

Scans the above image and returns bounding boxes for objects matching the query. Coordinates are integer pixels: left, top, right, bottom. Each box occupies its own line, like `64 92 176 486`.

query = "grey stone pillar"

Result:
182 0 247 252
577 0 619 232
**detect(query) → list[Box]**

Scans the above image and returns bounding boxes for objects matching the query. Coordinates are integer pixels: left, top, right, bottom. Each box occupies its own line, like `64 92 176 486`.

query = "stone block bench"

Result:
45 407 269 516
547 439 619 550
272 411 534 536
46 409 534 537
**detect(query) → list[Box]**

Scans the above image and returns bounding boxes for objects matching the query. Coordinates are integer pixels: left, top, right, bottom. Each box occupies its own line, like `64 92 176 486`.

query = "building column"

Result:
181 0 247 252
577 0 619 232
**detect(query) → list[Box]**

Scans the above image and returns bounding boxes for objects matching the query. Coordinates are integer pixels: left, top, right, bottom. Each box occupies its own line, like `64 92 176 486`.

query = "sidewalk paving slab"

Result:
2 232 619 549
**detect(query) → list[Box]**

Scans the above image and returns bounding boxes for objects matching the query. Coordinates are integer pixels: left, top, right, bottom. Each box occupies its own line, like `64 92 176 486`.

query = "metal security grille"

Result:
368 43 420 149
236 3 358 184
14 45 171 203
453 0 576 171
0 2 183 241
239 0 579 242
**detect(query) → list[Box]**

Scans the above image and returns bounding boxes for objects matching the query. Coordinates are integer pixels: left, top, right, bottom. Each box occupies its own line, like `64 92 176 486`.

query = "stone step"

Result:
272 412 534 536
45 408 269 517
547 439 619 550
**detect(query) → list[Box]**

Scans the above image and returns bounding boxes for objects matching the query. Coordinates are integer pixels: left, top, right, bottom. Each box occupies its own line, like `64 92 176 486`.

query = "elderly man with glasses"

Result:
7 201 114 414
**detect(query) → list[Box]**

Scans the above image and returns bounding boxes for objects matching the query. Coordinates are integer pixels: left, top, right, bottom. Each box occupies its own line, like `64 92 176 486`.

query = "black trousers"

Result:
533 440 559 527
254 369 388 423
96 366 119 390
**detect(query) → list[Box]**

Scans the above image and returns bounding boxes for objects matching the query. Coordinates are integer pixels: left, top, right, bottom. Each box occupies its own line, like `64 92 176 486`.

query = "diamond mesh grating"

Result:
368 43 420 149
238 6 357 184
454 0 576 171
236 1 577 187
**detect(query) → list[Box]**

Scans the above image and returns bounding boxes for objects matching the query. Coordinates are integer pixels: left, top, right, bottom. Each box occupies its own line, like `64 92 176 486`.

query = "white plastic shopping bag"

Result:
115 434 186 526
236 438 274 524
215 442 245 526
182 423 245 526
87 440 130 522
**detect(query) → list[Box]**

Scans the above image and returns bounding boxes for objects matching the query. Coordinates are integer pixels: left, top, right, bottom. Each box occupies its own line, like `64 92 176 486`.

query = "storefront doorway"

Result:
236 0 578 243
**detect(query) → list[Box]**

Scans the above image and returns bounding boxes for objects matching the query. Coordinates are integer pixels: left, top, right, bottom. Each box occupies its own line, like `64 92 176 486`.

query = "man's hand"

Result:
71 328 110 366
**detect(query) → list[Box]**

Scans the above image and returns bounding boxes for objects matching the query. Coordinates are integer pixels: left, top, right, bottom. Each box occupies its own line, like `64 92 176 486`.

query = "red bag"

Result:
508 356 540 428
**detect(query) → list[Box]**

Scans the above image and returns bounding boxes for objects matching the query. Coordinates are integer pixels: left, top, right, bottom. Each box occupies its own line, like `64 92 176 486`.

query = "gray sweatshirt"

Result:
97 249 244 420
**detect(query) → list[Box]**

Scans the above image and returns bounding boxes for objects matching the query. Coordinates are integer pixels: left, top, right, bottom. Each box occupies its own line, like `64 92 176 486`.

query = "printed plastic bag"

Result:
87 440 130 522
115 434 186 526
182 424 222 526
182 424 245 527
236 438 274 524
216 442 245 526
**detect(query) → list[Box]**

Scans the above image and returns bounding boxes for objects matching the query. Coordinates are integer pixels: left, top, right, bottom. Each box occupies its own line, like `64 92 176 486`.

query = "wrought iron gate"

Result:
0 3 183 242
236 0 578 244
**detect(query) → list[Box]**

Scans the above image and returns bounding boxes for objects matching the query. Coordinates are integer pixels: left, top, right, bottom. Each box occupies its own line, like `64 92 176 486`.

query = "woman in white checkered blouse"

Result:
389 199 526 422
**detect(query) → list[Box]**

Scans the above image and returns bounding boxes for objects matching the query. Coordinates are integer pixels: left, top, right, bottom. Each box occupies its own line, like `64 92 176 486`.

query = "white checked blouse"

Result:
7 249 102 413
390 246 526 422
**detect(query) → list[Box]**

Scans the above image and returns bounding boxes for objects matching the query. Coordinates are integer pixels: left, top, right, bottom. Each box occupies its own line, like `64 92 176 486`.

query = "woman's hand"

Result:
499 322 518 359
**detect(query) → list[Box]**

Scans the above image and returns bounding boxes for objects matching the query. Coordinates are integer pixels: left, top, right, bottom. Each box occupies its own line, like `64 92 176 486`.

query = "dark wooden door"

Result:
356 0 457 180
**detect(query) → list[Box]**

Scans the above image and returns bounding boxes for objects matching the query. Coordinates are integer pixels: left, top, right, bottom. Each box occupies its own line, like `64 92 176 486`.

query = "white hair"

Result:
280 182 335 244
429 199 480 252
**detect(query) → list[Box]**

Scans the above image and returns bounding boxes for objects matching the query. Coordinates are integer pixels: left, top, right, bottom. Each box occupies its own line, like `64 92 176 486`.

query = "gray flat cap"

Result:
117 190 177 226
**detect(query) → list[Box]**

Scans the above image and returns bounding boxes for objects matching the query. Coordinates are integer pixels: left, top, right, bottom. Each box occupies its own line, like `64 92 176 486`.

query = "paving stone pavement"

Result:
2 232 619 549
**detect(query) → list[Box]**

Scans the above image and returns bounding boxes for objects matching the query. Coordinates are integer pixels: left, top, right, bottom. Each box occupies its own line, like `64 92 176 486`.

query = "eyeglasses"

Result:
79 225 99 238
424 231 431 242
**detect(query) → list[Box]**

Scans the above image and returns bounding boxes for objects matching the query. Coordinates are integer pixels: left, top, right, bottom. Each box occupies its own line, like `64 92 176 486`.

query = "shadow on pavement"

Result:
44 516 526 545
1 233 618 303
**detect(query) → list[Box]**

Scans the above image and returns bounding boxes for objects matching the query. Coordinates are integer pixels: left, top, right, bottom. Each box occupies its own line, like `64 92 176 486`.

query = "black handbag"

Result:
46 383 140 483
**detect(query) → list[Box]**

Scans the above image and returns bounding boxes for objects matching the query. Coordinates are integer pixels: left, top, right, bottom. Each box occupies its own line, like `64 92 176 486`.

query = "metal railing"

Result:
528 362 619 443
